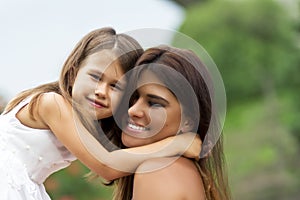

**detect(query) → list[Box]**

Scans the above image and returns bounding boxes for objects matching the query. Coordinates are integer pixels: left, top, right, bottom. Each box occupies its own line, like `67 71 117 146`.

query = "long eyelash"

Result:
111 84 123 90
90 73 100 80
148 101 165 107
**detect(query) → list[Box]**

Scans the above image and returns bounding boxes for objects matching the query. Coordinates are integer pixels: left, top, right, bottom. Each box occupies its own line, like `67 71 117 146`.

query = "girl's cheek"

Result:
110 91 123 111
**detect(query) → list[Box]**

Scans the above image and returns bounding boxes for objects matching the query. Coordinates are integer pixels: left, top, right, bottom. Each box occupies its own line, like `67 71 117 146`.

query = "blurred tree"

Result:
46 161 113 200
172 0 207 7
176 0 299 103
174 0 300 141
287 0 300 143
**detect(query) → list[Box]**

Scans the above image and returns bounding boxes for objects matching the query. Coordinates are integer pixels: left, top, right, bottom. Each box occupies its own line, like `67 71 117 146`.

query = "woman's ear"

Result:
180 117 194 133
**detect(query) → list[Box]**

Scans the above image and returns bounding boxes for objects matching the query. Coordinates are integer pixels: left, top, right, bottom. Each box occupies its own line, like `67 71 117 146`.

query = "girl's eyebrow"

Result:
89 69 102 75
147 94 169 105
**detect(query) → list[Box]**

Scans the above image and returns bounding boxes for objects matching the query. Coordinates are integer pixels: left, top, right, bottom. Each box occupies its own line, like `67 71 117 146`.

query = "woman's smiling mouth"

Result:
128 122 149 131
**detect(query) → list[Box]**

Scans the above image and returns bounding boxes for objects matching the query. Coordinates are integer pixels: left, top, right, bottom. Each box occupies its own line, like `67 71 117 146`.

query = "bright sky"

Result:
0 0 184 100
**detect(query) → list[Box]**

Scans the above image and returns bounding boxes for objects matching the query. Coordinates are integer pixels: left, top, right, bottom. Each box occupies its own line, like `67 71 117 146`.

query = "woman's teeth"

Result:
128 123 148 131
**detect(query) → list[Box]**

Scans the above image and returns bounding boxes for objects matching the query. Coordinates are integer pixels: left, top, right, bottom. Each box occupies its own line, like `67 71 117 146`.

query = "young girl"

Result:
0 28 201 200
112 45 231 200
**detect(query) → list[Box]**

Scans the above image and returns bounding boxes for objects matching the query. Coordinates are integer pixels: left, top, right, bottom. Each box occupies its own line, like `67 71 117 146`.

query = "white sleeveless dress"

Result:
0 98 76 199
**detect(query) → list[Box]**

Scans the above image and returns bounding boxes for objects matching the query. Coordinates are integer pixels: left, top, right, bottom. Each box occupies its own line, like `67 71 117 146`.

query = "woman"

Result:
112 45 231 200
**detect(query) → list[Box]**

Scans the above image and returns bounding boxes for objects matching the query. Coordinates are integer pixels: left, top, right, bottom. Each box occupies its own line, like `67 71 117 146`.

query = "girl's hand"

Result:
176 132 201 161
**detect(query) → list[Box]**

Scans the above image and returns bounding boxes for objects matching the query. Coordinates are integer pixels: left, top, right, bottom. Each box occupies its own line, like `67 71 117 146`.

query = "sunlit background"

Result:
1 0 299 199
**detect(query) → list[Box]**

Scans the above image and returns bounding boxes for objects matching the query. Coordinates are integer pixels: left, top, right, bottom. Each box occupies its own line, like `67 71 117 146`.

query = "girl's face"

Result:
72 50 126 120
121 70 187 147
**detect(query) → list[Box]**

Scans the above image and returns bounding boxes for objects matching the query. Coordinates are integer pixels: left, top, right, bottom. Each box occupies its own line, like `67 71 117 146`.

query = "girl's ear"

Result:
180 117 195 133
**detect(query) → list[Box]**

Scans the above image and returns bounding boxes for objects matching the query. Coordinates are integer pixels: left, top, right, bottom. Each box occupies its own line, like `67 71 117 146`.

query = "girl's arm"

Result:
36 93 200 181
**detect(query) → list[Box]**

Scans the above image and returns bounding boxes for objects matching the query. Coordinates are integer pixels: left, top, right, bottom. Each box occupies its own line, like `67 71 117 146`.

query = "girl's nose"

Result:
95 83 108 99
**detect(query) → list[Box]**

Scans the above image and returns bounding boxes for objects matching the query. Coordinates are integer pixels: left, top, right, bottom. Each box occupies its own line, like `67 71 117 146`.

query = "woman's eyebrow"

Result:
147 94 169 104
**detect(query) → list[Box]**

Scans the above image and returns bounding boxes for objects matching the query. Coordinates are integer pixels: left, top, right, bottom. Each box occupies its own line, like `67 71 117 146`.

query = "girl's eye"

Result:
110 84 123 91
90 73 100 81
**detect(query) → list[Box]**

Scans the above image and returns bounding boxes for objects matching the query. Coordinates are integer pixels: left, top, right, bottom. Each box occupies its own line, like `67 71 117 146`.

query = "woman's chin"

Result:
121 133 145 148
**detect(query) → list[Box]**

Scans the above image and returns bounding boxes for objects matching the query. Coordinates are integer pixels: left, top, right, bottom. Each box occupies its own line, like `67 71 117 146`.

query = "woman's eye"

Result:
148 101 164 108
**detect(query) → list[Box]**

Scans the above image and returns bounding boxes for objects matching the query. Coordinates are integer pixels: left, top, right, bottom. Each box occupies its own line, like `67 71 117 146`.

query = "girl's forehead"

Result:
88 49 118 62
83 50 121 68
77 51 124 81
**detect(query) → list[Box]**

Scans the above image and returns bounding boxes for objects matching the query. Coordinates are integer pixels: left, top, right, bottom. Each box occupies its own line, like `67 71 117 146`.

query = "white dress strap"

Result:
5 97 33 116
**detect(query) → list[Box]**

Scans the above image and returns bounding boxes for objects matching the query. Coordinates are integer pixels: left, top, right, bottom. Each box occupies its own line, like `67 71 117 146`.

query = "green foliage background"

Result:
45 161 113 200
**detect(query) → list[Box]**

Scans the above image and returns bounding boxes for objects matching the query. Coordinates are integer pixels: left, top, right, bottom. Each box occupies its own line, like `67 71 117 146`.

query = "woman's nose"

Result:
128 99 145 118
95 82 108 99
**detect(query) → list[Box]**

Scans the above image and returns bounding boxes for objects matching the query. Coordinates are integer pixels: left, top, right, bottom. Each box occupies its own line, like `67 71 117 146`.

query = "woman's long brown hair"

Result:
112 45 231 200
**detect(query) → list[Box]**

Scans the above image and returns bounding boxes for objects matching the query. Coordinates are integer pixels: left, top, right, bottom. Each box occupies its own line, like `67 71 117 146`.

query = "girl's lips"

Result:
87 98 107 108
91 101 104 108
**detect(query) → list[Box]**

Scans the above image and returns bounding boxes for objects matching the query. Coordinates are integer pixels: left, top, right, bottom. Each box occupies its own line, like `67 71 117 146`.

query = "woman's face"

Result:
121 70 186 147
72 50 126 120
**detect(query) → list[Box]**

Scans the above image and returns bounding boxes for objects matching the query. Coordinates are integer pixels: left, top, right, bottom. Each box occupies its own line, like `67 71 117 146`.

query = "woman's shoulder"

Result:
136 157 202 182
133 157 205 199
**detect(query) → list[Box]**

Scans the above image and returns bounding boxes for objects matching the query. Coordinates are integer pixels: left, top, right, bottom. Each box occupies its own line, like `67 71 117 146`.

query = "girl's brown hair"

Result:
4 27 143 129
